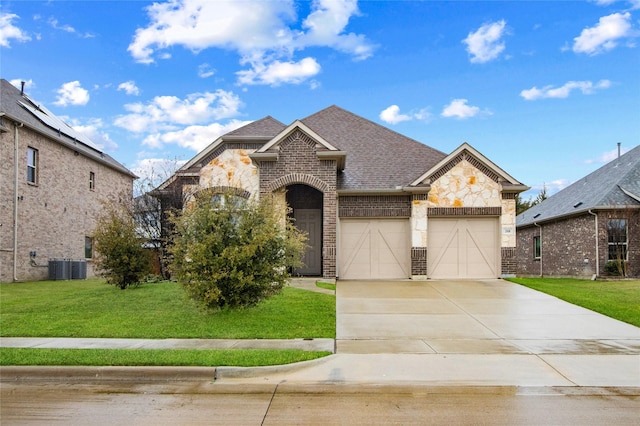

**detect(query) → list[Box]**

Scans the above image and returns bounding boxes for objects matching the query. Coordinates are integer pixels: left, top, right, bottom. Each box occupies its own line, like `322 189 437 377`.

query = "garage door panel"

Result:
340 219 410 280
428 218 499 279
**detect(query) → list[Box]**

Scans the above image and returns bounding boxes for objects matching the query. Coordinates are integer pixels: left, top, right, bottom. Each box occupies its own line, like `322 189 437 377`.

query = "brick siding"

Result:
258 130 338 278
0 125 134 282
516 211 640 278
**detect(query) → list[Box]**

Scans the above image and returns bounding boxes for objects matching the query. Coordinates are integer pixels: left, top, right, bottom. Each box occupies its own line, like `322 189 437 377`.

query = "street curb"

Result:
214 354 335 380
0 366 216 383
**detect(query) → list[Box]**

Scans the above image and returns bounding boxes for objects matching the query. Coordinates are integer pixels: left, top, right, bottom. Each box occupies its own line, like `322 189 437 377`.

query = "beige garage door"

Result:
340 219 410 280
428 218 499 279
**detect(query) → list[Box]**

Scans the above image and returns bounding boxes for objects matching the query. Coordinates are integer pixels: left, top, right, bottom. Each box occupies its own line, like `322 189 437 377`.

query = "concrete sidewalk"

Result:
0 337 334 352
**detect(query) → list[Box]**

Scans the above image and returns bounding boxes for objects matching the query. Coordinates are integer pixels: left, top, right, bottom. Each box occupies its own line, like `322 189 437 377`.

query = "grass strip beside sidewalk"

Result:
508 278 640 327
0 348 331 367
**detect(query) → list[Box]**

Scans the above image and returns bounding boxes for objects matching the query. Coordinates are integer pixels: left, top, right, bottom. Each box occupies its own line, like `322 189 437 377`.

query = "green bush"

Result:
93 203 152 289
169 190 307 309
604 260 627 277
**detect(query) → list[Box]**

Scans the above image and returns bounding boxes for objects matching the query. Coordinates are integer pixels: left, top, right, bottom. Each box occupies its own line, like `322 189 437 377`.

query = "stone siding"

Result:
198 149 259 199
0 125 134 282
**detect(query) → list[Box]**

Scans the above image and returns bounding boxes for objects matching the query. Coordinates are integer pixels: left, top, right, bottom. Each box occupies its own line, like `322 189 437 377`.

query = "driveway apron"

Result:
336 279 640 355
331 279 640 386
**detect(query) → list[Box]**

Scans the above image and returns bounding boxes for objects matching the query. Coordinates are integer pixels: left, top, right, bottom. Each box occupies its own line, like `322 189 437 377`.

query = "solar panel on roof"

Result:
18 99 102 152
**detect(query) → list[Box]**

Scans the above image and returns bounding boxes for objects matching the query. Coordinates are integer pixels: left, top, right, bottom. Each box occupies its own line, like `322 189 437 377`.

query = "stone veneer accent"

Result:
199 149 259 199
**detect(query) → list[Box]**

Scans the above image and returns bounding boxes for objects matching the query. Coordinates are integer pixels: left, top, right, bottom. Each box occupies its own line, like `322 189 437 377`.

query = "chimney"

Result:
20 81 25 96
617 142 621 159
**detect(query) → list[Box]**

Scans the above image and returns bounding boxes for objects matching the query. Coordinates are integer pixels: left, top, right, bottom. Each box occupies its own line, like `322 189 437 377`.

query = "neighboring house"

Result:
516 145 640 278
0 79 136 282
156 105 527 280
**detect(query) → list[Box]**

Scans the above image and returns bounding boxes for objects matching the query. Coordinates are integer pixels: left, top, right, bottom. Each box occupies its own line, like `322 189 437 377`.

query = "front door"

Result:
294 209 322 275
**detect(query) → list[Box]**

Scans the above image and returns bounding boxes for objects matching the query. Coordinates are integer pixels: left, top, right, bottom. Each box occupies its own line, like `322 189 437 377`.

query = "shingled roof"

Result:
225 115 286 137
0 79 135 178
300 105 447 191
517 144 640 227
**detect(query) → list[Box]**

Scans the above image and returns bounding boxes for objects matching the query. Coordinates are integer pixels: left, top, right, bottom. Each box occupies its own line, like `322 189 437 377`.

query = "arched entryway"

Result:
287 184 323 276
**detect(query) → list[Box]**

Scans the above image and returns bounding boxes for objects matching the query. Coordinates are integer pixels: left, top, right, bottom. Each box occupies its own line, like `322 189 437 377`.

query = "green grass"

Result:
0 279 335 339
507 278 640 327
315 281 336 291
0 348 331 367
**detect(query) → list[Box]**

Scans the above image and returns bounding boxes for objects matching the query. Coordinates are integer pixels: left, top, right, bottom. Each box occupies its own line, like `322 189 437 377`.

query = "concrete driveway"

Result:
336 279 640 355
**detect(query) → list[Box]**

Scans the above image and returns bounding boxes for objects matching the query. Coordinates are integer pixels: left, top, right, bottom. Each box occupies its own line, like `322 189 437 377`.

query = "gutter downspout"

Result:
13 121 23 282
588 210 599 277
534 222 542 277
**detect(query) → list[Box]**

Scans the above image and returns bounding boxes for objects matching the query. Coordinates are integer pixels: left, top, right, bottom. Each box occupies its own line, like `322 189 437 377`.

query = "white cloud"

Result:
131 157 186 187
48 17 75 33
237 57 321 86
9 79 35 91
584 146 630 164
572 12 632 55
463 20 508 63
118 81 140 96
67 117 118 151
296 0 374 60
0 13 31 47
198 63 215 78
379 105 431 125
441 99 487 119
142 120 252 151
128 0 374 85
520 79 611 100
114 90 243 134
379 105 411 124
54 81 90 106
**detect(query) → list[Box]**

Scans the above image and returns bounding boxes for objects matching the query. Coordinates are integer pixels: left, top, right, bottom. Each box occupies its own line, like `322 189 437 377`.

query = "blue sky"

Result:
2 0 639 198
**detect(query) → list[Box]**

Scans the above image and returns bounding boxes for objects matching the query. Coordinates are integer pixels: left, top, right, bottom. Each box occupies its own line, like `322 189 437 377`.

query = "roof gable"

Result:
178 116 285 172
517 144 640 227
410 142 527 191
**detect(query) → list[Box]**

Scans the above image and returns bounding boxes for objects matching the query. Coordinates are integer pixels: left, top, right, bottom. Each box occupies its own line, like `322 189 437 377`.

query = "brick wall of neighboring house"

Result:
516 214 597 277
517 210 639 278
598 209 640 277
258 130 338 278
0 125 134 282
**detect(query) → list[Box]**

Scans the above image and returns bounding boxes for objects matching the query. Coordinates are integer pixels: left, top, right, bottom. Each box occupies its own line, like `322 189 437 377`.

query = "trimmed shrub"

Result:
93 203 152 289
169 190 307 309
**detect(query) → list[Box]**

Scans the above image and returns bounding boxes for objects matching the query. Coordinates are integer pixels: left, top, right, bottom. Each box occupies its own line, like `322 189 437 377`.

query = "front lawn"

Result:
507 278 640 327
0 279 335 339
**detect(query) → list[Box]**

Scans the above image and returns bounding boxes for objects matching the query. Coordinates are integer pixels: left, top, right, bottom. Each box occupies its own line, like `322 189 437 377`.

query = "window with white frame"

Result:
89 171 95 190
27 147 38 184
607 219 628 261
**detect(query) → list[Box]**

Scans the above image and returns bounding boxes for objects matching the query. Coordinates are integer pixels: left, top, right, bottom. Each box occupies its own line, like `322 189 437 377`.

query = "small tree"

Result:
93 202 152 289
169 190 307 309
